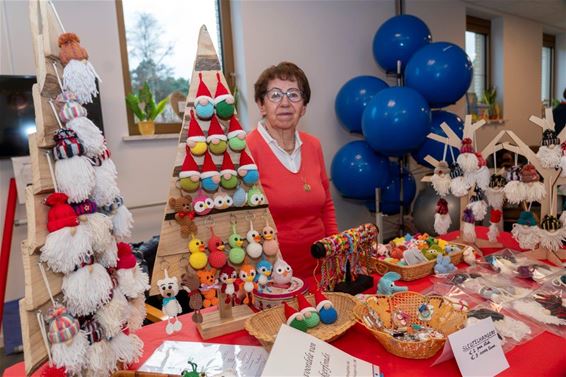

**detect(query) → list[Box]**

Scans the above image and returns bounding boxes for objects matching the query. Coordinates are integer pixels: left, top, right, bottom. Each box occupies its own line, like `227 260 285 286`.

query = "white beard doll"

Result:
115 242 150 299
536 129 561 169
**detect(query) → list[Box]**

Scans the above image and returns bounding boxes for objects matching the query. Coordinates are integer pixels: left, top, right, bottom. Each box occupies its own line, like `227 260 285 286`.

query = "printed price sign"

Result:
448 317 509 377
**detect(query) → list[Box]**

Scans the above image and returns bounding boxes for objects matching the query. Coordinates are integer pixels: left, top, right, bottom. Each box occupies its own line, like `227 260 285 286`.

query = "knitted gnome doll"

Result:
521 163 546 203
227 115 247 152
45 305 88 374
488 208 503 242
95 287 129 338
504 165 526 205
434 198 451 235
457 138 479 174
110 328 143 366
538 215 566 251
81 319 118 376
115 242 150 299
511 211 540 249
431 161 451 197
473 152 490 190
238 150 259 186
208 227 227 269
220 151 238 189
449 163 469 197
467 188 488 221
179 146 201 192
52 128 95 203
283 302 308 332
200 151 221 192
99 195 134 241
207 115 228 155
462 208 476 243
186 109 207 156
536 129 561 169
58 33 100 104
297 293 321 329
213 72 235 119
314 290 338 324
90 146 121 209
246 220 263 258
40 192 92 274
486 174 507 210
194 72 215 120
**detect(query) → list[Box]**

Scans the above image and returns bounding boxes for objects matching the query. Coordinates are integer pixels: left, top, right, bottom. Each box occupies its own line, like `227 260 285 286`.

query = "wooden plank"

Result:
28 133 55 195
32 83 59 148
20 299 51 375
25 186 49 250
196 304 255 340
21 241 63 311
39 0 64 58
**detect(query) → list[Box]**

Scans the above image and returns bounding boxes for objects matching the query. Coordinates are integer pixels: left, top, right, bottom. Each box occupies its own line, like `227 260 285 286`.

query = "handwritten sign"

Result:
262 325 380 377
448 317 509 377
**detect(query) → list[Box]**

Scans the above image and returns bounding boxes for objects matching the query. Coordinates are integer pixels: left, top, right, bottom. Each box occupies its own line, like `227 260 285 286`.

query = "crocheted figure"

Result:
193 189 214 216
271 258 293 288
227 115 246 152
194 73 214 120
219 265 239 305
168 196 197 238
239 264 257 305
201 151 221 192
197 268 219 308
213 72 235 119
188 235 208 270
207 115 228 155
186 110 207 156
228 226 245 264
213 190 233 210
377 272 408 295
179 147 201 192
181 272 203 323
283 302 308 332
220 151 238 189
297 293 320 328
254 258 273 293
237 150 259 185
314 290 338 324
207 227 227 269
246 221 263 258
247 186 265 207
157 271 183 334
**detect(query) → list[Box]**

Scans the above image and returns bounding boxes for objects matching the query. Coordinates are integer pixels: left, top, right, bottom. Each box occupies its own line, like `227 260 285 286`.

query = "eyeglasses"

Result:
265 88 303 103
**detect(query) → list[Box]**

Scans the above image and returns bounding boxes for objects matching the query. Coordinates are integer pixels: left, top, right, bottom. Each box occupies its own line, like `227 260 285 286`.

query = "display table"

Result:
5 227 565 377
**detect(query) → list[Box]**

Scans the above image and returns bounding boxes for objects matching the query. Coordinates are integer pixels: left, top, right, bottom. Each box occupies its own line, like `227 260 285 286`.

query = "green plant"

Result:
480 86 497 106
125 82 168 121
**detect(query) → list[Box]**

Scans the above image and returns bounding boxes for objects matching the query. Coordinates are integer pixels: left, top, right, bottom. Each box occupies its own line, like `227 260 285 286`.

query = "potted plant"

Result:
125 82 168 135
480 86 500 120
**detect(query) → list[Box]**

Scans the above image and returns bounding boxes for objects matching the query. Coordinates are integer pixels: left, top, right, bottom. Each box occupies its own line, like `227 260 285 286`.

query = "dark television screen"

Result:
0 75 104 159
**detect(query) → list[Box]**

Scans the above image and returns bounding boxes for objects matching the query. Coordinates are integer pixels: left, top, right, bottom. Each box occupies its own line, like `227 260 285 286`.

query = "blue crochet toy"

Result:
434 255 456 274
377 272 408 296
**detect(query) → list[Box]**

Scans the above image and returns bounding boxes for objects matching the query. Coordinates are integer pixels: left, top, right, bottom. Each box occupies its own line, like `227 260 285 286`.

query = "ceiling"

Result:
463 0 566 32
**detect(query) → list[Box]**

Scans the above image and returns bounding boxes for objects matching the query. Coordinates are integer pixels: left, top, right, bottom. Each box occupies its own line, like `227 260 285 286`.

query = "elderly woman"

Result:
247 62 338 279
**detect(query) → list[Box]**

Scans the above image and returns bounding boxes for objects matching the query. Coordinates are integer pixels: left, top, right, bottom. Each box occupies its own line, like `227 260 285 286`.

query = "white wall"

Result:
557 33 566 101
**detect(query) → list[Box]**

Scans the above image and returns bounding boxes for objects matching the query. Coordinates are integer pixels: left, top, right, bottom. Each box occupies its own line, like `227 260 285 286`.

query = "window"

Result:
541 33 555 107
465 16 491 99
116 0 234 135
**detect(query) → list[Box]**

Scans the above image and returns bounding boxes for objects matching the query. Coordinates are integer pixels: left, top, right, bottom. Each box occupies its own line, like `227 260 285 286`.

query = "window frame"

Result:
115 0 235 135
542 33 556 105
466 15 491 96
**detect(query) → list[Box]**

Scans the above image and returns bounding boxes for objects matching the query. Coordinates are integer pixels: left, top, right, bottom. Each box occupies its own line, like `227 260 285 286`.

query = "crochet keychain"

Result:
181 265 204 324
220 150 238 189
179 146 201 192
227 115 247 152
193 189 214 216
457 137 479 175
197 268 219 307
219 265 239 306
262 217 280 256
188 234 208 270
169 195 197 238
228 220 245 264
239 264 257 305
157 268 183 334
534 109 561 169
194 72 214 120
504 153 525 205
186 109 208 156
237 150 259 185
207 115 228 155
213 72 236 119
255 257 273 293
246 219 263 258
431 143 451 197
208 225 227 269
467 187 488 221
201 151 221 192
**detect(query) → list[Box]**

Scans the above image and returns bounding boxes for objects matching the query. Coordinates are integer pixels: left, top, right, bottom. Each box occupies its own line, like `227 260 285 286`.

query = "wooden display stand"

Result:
148 26 275 339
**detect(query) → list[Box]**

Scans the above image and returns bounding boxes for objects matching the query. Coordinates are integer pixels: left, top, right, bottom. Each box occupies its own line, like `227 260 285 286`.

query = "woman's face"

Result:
257 78 306 131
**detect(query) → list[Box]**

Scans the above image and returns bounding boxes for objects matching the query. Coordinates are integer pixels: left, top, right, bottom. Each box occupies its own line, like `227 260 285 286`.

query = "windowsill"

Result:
122 134 180 142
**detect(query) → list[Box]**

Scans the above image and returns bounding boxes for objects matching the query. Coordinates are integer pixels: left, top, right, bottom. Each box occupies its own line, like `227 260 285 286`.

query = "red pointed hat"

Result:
206 115 227 142
46 192 79 233
116 242 137 270
200 151 220 179
227 116 246 139
214 72 234 104
195 72 213 102
179 147 200 179
187 110 206 142
220 151 237 176
284 302 302 325
296 293 316 314
237 150 257 171
314 290 333 312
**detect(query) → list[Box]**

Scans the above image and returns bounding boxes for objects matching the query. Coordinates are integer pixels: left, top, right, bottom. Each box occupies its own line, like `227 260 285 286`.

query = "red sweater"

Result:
247 129 338 278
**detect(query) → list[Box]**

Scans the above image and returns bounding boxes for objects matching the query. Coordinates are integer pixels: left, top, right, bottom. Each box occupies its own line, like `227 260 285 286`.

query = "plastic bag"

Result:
480 249 562 285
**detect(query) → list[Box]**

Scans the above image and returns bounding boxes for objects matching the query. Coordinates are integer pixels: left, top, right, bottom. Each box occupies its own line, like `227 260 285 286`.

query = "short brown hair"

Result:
254 62 311 105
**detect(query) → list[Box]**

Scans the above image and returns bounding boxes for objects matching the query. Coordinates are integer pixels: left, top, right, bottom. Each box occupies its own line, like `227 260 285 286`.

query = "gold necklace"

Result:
301 174 311 192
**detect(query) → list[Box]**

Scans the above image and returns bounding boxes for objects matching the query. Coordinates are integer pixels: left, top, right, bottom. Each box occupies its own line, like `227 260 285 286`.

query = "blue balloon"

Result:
365 161 416 215
362 87 431 157
335 76 389 134
331 141 390 199
372 14 432 72
412 110 464 168
405 42 473 108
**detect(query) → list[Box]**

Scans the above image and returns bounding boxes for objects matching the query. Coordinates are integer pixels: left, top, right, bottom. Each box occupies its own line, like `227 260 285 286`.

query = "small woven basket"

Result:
245 292 358 351
353 291 467 359
369 244 470 281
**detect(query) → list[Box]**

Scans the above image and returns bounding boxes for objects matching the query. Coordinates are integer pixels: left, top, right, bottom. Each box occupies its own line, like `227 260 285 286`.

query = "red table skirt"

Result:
5 227 565 377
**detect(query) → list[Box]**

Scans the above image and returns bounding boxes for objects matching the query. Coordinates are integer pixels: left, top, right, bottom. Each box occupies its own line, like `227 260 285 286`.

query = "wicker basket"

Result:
353 291 467 359
369 243 471 281
245 292 358 350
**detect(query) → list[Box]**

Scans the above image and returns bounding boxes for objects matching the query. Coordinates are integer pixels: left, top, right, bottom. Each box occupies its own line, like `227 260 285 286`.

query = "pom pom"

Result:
450 176 470 197
486 188 505 209
66 116 105 157
40 364 67 377
434 213 451 235
58 32 87 64
504 180 526 205
110 332 143 365
525 181 546 203
127 296 146 331
51 332 88 375
84 339 118 376
116 264 150 299
63 59 100 104
95 289 129 338
54 156 95 203
536 145 561 169
511 224 540 249
112 204 134 241
431 173 451 197
62 263 113 317
468 199 488 221
457 152 479 174
40 223 93 274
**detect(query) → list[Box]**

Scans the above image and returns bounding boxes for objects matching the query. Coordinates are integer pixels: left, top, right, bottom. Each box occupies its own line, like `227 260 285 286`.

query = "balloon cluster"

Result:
332 14 473 214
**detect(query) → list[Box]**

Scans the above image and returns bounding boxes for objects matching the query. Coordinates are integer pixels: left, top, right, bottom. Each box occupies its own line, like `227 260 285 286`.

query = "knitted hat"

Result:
506 166 521 182
449 163 463 179
213 72 234 104
206 115 227 143
195 73 213 103
59 100 87 123
227 116 246 139
52 128 85 160
238 150 257 171
99 195 124 216
314 290 333 312
58 32 88 65
541 214 561 231
45 192 79 232
283 302 301 325
179 147 200 179
296 293 317 314
55 92 79 103
520 163 540 183
434 161 450 176
71 199 97 216
46 305 80 344
81 318 103 345
462 208 475 224
116 242 137 270
517 211 537 226
475 152 486 167
200 152 220 179
220 151 237 176
541 129 560 147
489 174 507 189
460 138 474 153
436 198 449 215
187 110 206 143
490 209 502 223
470 188 485 202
